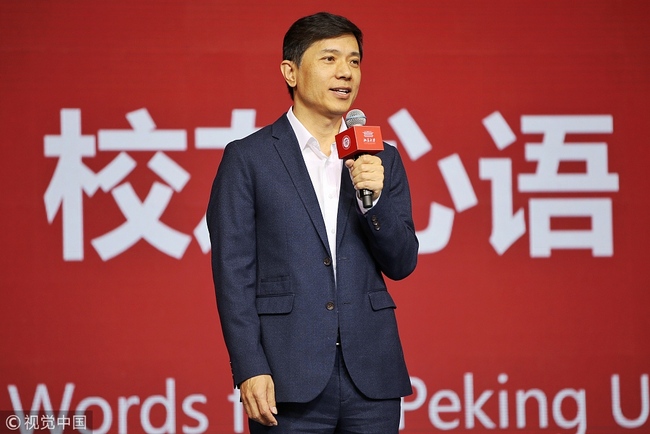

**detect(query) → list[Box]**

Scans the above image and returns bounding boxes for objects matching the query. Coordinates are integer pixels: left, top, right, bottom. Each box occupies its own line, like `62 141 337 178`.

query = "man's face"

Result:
289 34 361 121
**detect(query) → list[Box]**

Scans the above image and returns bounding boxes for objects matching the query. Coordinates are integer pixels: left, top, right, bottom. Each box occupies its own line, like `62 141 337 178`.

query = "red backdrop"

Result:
1 1 649 433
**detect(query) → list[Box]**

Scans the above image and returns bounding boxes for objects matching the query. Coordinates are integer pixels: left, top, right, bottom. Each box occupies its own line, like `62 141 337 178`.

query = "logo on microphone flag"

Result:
342 135 351 150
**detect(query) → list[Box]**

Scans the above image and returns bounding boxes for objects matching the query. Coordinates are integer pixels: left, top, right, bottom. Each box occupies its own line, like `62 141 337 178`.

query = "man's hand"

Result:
345 154 384 201
240 374 278 426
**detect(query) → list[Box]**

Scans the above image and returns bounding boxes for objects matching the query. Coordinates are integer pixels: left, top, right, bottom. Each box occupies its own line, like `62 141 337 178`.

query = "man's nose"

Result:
336 60 352 79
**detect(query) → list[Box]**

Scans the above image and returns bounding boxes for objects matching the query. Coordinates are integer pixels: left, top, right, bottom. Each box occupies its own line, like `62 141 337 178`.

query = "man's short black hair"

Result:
282 12 363 99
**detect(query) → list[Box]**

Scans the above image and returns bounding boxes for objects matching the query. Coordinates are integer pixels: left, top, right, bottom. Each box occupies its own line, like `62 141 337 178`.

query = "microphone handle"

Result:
360 188 374 209
354 154 374 209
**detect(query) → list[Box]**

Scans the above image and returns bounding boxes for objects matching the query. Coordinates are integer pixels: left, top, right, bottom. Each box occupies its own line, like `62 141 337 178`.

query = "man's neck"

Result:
292 105 343 155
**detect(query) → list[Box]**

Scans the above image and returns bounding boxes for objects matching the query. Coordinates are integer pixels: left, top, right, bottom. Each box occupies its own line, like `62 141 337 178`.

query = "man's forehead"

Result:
309 35 360 54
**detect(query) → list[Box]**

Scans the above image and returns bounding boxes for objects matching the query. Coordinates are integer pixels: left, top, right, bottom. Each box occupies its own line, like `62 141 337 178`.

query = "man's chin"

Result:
332 101 356 118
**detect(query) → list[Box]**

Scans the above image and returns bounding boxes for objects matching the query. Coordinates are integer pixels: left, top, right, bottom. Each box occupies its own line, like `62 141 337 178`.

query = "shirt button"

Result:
326 301 335 311
323 257 332 266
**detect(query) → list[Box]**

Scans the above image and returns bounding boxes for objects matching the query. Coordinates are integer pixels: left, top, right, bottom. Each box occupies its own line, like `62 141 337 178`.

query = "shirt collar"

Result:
286 107 346 152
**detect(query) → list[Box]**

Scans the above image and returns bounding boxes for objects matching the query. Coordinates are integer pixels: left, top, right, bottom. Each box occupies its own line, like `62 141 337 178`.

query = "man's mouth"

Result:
331 88 351 95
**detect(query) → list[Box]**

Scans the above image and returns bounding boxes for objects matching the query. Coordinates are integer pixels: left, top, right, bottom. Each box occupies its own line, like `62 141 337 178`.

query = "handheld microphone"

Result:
335 109 385 208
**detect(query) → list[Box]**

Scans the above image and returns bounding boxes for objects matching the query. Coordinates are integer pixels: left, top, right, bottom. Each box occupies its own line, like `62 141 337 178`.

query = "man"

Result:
207 12 418 433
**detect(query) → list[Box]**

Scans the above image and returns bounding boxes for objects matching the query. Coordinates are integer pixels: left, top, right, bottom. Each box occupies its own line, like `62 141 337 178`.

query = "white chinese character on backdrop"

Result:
388 108 478 254
92 108 190 260
480 111 619 257
44 109 136 261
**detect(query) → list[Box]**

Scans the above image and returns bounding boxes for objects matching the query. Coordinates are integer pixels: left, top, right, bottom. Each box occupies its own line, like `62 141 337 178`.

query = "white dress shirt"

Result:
286 107 344 275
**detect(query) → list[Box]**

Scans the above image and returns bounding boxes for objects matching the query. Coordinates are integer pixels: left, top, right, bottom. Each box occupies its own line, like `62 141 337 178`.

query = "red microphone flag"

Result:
335 125 384 159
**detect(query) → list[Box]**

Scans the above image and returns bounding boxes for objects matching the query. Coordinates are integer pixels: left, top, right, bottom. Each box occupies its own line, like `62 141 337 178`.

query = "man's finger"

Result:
241 375 278 426
267 378 278 415
253 390 277 426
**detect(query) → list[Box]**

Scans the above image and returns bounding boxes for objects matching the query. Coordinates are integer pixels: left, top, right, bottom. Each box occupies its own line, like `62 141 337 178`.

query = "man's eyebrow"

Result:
319 48 361 57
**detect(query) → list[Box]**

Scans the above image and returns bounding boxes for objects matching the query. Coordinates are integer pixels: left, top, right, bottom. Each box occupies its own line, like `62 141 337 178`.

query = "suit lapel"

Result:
271 115 331 255
337 167 355 250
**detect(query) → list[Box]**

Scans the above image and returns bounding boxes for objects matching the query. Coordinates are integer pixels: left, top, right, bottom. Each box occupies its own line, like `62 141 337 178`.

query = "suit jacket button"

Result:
326 301 335 311
323 257 332 266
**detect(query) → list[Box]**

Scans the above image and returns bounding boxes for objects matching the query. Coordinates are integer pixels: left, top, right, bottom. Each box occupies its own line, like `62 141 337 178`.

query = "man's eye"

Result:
351 59 360 66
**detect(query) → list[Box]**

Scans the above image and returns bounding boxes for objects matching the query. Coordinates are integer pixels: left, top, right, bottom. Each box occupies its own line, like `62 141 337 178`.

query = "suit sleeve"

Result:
206 141 271 387
358 145 419 280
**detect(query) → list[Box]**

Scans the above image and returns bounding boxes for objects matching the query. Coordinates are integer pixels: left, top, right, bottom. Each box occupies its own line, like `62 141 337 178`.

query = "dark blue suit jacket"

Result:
207 113 418 403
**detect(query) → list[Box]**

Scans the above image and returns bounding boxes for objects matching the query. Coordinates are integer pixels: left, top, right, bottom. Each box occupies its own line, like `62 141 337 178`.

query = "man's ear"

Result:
280 60 297 89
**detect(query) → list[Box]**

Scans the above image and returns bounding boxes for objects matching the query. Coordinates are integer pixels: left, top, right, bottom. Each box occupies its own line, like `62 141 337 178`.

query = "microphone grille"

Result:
345 109 367 127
